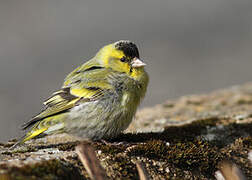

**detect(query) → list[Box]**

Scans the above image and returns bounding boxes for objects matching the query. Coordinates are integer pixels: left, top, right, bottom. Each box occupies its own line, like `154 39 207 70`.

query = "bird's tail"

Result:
10 128 48 149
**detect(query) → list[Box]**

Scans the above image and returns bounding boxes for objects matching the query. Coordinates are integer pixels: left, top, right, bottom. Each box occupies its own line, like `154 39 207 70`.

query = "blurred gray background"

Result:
0 0 252 142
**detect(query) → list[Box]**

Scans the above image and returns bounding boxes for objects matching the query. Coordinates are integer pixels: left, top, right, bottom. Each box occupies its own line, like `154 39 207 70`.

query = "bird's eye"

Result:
120 57 126 62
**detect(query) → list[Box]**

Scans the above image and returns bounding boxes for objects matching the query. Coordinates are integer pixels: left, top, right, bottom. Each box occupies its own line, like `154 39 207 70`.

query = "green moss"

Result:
95 143 125 155
236 98 252 104
241 136 252 148
105 155 139 179
126 139 222 178
0 159 83 180
56 141 79 151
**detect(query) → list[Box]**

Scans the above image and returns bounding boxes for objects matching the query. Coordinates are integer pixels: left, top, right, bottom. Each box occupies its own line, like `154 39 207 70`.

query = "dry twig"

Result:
75 142 108 180
136 161 150 180
216 161 246 180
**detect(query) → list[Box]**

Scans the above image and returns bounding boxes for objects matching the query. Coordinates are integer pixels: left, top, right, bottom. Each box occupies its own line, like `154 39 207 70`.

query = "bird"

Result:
12 40 149 148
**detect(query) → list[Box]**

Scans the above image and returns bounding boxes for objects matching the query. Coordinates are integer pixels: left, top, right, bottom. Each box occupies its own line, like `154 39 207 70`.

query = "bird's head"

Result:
96 40 146 79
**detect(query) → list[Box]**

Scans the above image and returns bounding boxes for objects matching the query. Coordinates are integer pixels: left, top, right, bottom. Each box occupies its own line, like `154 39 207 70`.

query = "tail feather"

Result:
11 114 65 149
21 117 42 130
10 134 27 150
10 128 48 149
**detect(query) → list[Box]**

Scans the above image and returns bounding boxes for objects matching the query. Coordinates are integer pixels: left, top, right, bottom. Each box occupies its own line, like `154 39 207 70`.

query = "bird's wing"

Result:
21 67 114 130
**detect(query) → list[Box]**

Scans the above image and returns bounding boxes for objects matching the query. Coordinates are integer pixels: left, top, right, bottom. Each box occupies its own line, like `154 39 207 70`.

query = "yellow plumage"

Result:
12 40 148 148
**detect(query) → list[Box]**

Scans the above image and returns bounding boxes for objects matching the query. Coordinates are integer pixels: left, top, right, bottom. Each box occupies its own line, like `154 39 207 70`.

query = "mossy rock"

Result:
1 83 252 179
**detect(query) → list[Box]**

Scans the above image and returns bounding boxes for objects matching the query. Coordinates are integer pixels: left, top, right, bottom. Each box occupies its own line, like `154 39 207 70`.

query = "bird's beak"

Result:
131 57 146 68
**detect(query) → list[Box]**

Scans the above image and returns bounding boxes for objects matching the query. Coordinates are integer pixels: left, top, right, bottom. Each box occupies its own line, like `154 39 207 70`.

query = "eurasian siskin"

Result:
13 40 149 147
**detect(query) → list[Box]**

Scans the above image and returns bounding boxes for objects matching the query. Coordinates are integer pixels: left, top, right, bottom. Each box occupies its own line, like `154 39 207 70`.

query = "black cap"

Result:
114 40 140 58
